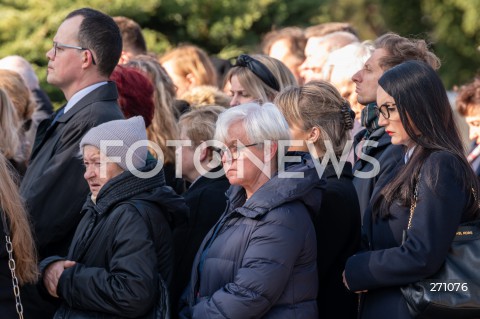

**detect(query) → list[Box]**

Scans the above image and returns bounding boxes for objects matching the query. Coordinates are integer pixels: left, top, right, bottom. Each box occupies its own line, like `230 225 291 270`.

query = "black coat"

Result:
352 127 404 221
40 161 189 319
316 162 361 319
19 82 125 318
171 170 230 315
345 151 474 319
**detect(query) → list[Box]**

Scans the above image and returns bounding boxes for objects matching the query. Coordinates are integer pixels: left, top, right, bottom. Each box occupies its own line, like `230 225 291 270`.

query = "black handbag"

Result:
400 184 480 319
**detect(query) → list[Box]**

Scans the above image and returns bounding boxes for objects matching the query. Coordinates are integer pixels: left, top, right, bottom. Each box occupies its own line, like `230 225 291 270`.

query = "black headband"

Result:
235 54 280 91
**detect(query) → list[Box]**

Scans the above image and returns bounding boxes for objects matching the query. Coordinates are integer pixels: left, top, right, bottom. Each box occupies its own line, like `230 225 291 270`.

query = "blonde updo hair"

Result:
274 80 353 158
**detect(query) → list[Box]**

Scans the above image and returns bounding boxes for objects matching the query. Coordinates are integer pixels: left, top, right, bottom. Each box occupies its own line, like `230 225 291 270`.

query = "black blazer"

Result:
316 162 361 319
353 127 404 222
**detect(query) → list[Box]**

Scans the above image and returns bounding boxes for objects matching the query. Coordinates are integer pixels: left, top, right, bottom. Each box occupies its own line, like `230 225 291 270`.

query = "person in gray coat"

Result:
179 102 323 318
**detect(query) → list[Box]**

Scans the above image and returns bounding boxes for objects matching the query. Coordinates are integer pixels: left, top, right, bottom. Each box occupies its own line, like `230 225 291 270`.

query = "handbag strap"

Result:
1 208 24 319
406 177 420 230
407 182 480 232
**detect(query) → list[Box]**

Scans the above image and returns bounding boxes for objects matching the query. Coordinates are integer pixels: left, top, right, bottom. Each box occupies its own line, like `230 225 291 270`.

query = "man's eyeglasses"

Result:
375 103 397 119
52 42 96 65
219 143 260 160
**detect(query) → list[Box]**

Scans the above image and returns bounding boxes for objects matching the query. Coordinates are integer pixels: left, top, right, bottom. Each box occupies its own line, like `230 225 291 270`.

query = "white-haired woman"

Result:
179 103 322 318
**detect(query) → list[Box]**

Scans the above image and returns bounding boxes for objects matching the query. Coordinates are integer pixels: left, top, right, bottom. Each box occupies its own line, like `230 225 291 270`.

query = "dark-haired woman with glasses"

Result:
225 54 297 107
343 60 480 319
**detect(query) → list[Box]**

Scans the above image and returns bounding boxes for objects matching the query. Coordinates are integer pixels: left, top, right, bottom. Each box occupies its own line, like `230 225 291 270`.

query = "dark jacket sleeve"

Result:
56 206 158 318
191 202 316 318
345 152 466 291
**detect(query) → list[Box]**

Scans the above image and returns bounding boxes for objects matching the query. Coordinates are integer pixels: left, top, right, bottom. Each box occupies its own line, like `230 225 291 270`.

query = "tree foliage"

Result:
0 0 479 106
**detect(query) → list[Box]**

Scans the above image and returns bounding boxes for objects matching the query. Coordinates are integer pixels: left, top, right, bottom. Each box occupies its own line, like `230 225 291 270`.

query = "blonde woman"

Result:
274 80 361 319
127 55 184 194
0 88 25 175
159 44 218 97
0 69 37 166
180 85 231 108
225 54 297 106
127 55 178 163
0 152 38 317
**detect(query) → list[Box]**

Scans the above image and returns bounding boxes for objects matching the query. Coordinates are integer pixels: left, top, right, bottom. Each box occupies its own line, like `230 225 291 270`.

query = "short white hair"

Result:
322 41 374 86
215 102 290 144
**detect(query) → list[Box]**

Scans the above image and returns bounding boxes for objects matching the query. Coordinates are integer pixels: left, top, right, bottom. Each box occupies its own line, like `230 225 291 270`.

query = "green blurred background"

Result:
1 0 479 107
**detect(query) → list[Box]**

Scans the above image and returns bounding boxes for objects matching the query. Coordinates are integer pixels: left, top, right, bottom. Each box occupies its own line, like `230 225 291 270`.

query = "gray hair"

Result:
322 41 374 86
215 102 290 146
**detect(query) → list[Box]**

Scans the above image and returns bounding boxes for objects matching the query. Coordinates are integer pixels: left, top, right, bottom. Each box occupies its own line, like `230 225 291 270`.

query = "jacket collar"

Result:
57 81 118 126
82 159 165 215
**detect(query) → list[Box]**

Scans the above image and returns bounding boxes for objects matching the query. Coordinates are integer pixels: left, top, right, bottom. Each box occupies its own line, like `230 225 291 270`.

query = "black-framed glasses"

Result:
219 143 261 160
375 103 397 119
53 42 96 65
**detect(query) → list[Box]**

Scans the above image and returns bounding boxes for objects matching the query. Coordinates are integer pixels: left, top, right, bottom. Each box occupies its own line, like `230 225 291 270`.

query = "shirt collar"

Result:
404 146 416 163
64 82 108 113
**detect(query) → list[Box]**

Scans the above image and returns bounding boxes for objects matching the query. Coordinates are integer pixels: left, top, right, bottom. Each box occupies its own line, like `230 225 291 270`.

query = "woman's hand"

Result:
43 260 76 298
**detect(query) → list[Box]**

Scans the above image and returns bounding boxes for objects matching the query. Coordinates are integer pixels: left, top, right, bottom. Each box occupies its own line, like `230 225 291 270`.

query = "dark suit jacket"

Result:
19 82 124 319
171 170 230 316
316 162 361 319
353 127 404 222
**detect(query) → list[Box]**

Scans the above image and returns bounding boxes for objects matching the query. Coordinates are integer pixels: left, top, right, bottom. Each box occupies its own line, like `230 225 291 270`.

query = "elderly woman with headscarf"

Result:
179 102 323 318
39 116 188 318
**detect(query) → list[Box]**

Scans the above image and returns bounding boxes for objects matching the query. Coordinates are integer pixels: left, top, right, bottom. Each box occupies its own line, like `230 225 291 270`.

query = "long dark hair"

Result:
374 60 480 220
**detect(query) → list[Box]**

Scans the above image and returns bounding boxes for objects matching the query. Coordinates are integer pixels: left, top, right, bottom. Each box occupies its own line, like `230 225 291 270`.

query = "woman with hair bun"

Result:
275 80 361 319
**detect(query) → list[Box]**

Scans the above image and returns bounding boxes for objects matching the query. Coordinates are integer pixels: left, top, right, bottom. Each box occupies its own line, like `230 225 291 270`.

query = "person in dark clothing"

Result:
344 60 480 319
179 103 322 318
40 116 188 318
351 32 441 222
19 8 125 318
171 106 229 315
275 80 361 319
456 76 480 177
0 153 38 318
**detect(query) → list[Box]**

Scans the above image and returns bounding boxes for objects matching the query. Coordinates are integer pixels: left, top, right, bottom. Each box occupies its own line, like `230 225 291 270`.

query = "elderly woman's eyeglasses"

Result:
219 143 260 160
52 42 96 65
375 103 397 119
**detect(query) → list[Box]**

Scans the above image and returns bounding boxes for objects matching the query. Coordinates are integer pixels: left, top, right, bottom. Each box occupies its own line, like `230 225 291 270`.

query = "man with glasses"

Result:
351 32 440 221
20 8 124 319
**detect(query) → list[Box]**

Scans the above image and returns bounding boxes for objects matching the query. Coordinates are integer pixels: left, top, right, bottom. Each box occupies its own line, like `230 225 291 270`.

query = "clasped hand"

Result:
43 260 76 298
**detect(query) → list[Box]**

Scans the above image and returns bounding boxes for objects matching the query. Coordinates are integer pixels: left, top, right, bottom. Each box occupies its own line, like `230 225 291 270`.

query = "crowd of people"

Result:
0 6 479 319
